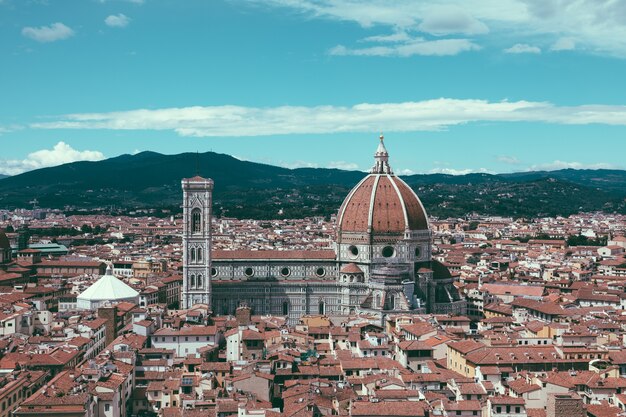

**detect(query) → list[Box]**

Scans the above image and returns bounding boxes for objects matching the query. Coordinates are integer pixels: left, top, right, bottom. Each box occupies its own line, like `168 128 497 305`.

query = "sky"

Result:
2 0 626 176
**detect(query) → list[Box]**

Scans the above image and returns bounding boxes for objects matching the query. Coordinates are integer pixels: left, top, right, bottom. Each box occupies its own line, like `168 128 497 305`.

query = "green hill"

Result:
0 151 624 219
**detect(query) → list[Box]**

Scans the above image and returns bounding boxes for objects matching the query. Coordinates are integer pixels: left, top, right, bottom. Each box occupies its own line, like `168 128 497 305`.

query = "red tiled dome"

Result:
337 135 429 236
340 263 363 274
337 174 428 234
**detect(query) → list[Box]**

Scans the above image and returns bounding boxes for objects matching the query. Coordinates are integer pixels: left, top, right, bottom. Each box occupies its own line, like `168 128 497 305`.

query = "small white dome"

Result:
77 269 139 309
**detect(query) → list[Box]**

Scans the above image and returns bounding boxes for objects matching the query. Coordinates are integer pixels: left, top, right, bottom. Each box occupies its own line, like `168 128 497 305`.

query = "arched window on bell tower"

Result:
190 274 196 288
191 208 202 233
197 274 203 288
190 247 196 263
197 247 202 262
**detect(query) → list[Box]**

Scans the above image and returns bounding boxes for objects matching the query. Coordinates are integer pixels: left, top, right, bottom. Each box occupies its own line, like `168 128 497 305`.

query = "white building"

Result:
77 265 140 310
150 326 221 357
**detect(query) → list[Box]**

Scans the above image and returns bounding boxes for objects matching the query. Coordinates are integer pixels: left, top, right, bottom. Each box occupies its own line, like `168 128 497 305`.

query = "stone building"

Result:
181 135 466 322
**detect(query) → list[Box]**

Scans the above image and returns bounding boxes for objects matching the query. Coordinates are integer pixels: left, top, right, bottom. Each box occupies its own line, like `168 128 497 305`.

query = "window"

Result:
515 407 520 413
315 267 325 277
105 404 110 412
496 407 501 413
382 246 395 258
280 267 290 277
190 274 196 288
244 267 254 277
456 412 461 416
415 247 421 257
191 208 202 233
348 245 359 258
190 248 196 263
197 274 203 287
197 247 202 262
211 267 218 277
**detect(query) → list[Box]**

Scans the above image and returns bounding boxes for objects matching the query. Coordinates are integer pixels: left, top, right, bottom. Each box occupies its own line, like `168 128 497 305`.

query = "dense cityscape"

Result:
0 139 625 417
4 1 626 417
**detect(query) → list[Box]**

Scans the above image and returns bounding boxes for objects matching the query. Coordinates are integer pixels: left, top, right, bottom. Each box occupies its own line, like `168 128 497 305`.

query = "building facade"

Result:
181 175 213 309
181 136 466 321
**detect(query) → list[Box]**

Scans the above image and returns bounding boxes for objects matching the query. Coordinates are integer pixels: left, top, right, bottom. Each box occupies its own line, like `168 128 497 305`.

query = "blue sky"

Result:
2 0 626 176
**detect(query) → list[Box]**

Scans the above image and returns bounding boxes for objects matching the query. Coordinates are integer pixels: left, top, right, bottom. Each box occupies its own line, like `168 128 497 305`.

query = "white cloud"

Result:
360 31 411 43
279 160 319 169
417 5 489 36
551 37 576 51
497 155 521 164
22 22 74 43
30 98 626 137
0 124 23 136
397 168 417 175
0 142 105 175
429 167 495 175
504 43 541 54
327 161 359 170
527 160 617 171
105 14 131 28
251 0 626 58
330 38 480 56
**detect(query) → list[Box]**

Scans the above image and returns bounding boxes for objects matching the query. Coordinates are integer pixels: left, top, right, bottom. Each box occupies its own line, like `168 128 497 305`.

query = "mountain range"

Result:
0 151 625 219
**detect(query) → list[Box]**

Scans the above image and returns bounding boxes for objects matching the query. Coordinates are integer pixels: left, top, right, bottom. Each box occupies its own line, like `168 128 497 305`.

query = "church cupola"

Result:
371 134 393 174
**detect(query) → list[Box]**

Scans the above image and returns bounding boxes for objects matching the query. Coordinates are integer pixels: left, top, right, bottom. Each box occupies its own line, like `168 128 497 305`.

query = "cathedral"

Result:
181 135 466 322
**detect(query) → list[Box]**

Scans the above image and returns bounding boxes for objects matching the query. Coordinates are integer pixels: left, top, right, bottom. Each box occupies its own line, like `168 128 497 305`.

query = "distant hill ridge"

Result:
0 151 625 219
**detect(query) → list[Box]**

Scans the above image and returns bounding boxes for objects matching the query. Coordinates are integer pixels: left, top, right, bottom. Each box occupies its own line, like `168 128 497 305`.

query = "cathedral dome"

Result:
337 135 429 236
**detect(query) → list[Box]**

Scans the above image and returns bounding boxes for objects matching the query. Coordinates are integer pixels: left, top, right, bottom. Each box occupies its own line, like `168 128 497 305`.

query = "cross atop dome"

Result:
371 133 393 174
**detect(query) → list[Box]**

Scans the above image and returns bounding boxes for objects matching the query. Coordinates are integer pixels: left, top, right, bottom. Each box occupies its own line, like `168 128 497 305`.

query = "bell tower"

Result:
181 175 213 309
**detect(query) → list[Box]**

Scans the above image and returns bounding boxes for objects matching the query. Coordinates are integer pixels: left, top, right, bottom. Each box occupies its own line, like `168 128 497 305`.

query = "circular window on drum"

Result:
211 267 218 277
382 246 395 258
315 267 326 278
244 267 254 277
280 267 291 277
415 247 421 258
348 245 359 258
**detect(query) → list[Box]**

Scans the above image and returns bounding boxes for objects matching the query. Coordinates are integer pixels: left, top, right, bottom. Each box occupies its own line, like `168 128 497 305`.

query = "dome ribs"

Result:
392 177 429 230
371 176 404 233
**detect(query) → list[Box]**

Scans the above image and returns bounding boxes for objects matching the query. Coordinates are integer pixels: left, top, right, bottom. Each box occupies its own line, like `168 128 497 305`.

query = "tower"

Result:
181 175 213 309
